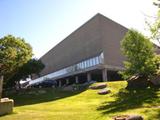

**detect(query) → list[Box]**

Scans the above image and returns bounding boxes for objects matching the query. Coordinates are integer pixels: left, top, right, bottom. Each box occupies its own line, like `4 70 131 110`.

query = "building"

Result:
30 13 128 86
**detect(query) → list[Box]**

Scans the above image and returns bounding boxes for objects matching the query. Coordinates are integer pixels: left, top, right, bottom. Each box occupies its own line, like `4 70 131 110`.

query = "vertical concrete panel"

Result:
99 14 128 67
75 76 79 84
59 80 62 87
66 78 69 85
87 73 91 82
102 69 108 81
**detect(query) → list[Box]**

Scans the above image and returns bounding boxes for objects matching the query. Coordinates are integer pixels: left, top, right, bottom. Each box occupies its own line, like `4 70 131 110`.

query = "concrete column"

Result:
66 78 69 85
87 73 91 82
59 80 62 87
75 76 79 84
0 76 3 99
102 68 108 81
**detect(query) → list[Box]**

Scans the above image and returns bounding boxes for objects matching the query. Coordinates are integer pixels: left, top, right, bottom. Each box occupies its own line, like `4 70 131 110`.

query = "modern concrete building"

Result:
30 13 128 86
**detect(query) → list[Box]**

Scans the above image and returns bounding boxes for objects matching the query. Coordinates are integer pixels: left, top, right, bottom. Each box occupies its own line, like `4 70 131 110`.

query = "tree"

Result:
120 29 157 79
22 58 45 78
6 59 45 88
146 1 160 44
148 10 160 44
0 35 32 97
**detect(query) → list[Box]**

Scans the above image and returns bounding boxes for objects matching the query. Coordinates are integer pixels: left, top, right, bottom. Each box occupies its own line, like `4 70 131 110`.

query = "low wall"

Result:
0 98 14 116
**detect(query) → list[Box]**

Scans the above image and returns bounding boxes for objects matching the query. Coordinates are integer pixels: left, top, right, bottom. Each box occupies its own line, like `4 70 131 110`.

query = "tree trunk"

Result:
0 76 3 99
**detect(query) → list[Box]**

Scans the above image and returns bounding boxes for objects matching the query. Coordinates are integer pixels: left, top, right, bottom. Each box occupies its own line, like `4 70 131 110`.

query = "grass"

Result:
0 81 160 120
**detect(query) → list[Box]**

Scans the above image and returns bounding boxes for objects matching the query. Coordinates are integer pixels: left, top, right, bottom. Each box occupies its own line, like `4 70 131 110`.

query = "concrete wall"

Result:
99 14 128 67
39 14 103 77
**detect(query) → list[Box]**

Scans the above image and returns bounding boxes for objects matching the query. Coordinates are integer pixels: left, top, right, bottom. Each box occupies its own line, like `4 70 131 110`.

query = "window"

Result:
87 59 91 67
99 52 104 63
82 62 85 69
32 52 104 83
95 56 99 65
93 58 96 66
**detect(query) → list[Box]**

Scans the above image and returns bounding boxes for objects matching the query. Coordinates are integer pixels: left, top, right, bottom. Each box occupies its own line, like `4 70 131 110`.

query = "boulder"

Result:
98 89 111 95
113 115 129 120
150 75 160 86
127 75 149 89
113 115 143 120
0 98 14 116
89 83 107 89
126 115 143 120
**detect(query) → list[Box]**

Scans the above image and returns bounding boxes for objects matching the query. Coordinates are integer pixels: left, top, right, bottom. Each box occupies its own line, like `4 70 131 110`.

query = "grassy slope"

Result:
0 81 160 120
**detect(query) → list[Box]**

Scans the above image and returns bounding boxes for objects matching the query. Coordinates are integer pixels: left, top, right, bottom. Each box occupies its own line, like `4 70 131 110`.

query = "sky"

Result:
0 0 158 58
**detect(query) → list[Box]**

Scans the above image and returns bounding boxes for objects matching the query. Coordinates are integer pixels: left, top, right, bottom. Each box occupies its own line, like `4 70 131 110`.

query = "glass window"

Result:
87 59 90 67
84 61 87 68
89 59 91 67
93 58 96 66
80 62 82 69
95 56 99 65
32 52 105 85
95 57 97 65
73 66 75 72
86 60 88 68
99 52 104 63
81 62 83 69
77 63 80 70
69 66 73 72
75 65 77 71
90 58 93 67
99 56 101 63
81 62 84 69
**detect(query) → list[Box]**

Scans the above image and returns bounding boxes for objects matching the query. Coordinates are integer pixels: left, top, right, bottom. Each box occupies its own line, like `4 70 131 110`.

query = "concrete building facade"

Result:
30 13 128 86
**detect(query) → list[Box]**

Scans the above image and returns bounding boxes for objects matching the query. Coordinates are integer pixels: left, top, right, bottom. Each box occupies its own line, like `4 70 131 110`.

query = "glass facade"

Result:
30 52 104 85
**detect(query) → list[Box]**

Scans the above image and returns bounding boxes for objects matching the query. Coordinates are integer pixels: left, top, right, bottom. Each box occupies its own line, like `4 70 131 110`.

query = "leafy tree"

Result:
0 35 32 97
22 58 45 78
6 59 45 88
120 29 158 79
146 1 160 44
148 10 160 44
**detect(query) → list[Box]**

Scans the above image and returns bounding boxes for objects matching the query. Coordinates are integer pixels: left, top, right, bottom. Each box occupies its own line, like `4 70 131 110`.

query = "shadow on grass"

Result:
3 87 88 107
143 108 160 120
97 87 160 115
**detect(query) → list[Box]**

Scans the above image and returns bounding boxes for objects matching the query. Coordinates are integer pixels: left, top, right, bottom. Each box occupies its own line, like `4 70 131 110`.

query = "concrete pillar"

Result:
102 69 108 81
87 73 91 82
0 76 3 99
75 76 79 84
66 78 69 85
59 80 62 87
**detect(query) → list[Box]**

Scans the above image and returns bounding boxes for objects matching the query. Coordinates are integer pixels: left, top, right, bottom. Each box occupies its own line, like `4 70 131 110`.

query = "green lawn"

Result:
0 81 160 120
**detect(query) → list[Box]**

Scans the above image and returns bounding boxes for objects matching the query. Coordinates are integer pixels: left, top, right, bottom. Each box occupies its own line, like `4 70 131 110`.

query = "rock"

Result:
0 98 14 115
113 115 143 120
89 83 107 89
127 75 149 89
113 115 129 120
126 115 143 120
98 89 111 95
150 75 160 86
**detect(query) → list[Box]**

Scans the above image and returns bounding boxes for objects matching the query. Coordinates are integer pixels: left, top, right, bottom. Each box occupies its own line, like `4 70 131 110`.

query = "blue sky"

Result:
0 0 158 58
